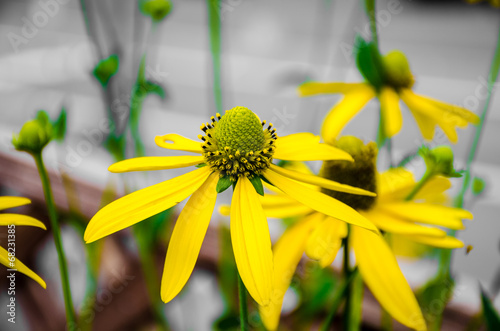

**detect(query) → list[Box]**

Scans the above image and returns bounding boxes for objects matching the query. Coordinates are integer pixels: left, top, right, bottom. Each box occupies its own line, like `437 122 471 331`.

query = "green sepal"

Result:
93 54 119 88
249 176 264 196
216 176 232 193
260 175 272 186
195 163 207 168
472 177 486 196
354 35 385 91
481 287 500 331
51 107 67 141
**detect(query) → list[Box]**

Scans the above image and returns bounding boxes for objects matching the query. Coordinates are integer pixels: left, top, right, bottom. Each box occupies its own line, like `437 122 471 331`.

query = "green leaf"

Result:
51 107 67 141
481 288 500 331
249 176 264 196
472 177 486 196
216 176 232 193
354 35 385 91
143 80 166 98
93 54 119 87
416 272 455 330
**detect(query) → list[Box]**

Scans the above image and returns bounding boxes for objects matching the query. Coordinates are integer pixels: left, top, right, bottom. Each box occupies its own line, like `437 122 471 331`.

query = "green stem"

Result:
320 268 359 331
342 227 352 331
440 21 500 275
207 0 223 114
237 272 249 331
405 170 433 201
33 152 77 327
364 0 378 46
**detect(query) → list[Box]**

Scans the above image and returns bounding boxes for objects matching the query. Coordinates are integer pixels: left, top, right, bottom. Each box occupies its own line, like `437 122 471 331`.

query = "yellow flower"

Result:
298 50 480 144
256 137 472 331
0 197 47 288
84 107 378 306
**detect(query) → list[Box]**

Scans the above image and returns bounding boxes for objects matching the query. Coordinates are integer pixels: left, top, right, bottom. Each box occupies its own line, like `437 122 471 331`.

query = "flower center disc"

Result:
200 106 277 181
320 136 378 211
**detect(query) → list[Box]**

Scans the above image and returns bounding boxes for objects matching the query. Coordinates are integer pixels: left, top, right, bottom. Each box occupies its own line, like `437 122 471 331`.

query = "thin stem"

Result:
206 0 223 114
440 20 500 274
320 268 359 331
237 272 249 331
33 152 77 327
364 0 378 46
405 170 433 201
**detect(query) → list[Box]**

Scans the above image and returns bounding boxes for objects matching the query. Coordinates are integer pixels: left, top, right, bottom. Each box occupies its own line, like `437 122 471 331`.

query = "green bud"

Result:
419 145 462 178
472 177 486 196
382 50 414 88
140 0 172 22
12 115 53 154
93 54 119 87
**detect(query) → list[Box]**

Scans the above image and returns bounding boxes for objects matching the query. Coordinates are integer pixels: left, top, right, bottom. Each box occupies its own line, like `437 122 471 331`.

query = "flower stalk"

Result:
33 152 77 327
237 271 249 331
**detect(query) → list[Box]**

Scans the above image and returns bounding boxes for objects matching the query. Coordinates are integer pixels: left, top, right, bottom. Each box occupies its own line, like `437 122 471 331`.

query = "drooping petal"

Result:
417 95 480 125
409 107 437 141
269 164 376 197
260 193 314 218
0 214 46 230
305 216 347 267
402 234 464 249
298 82 368 96
351 227 426 330
0 197 31 211
231 177 273 307
263 169 378 232
365 210 446 237
321 85 375 143
109 155 205 173
161 172 218 303
259 213 322 330
84 167 212 243
155 134 202 153
273 133 353 162
379 87 403 137
379 202 471 230
0 246 46 289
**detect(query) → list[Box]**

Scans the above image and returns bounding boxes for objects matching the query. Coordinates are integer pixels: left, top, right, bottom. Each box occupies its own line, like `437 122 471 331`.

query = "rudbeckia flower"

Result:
84 106 378 306
255 136 472 331
0 196 47 288
298 50 480 144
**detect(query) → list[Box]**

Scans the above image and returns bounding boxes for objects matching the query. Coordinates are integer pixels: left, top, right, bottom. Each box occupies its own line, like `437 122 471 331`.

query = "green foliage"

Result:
216 176 232 193
93 54 119 87
51 107 67 141
345 271 363 331
416 272 455 330
419 145 462 178
481 288 500 331
472 177 486 196
249 176 264 196
354 35 385 91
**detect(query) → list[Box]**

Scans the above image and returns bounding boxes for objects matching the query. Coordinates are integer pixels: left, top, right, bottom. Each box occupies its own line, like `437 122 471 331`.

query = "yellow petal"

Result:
297 82 368 96
409 107 436 141
364 210 446 237
379 87 403 137
0 197 31 211
305 216 346 267
379 202 471 230
161 172 218 303
269 164 376 197
108 155 205 173
321 85 375 143
0 214 46 230
231 176 273 306
259 213 322 330
351 227 426 330
417 95 480 125
0 246 46 288
263 169 378 232
402 234 464 249
155 134 202 153
274 133 353 162
84 167 212 243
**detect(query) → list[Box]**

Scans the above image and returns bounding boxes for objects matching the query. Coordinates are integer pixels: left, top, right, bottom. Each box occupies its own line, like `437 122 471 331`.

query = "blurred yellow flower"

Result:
466 0 500 7
84 107 378 306
0 196 47 288
255 137 472 330
298 50 479 144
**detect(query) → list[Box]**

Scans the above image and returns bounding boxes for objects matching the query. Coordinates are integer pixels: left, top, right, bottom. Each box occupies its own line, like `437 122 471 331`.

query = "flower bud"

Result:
12 115 53 154
419 145 462 178
382 50 414 89
140 0 172 22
